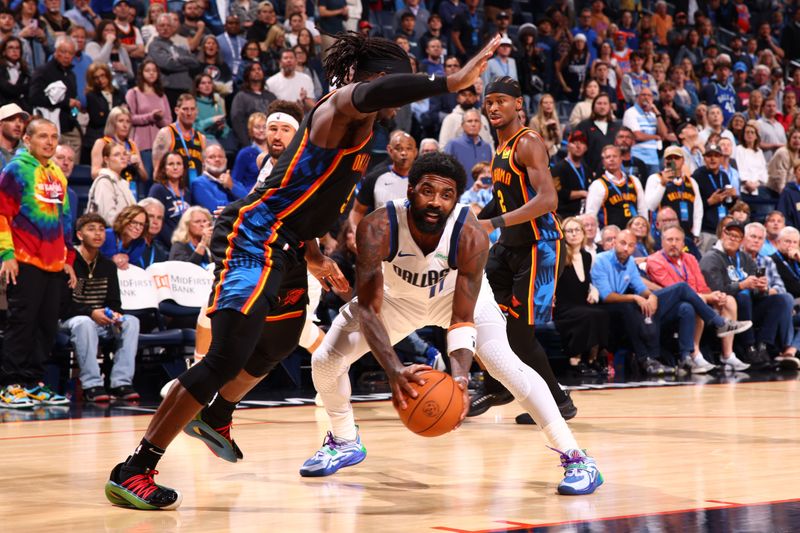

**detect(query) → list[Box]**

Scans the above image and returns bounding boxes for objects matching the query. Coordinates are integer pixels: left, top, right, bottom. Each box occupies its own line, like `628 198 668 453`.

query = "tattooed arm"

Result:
449 211 490 421
151 127 171 173
355 207 429 410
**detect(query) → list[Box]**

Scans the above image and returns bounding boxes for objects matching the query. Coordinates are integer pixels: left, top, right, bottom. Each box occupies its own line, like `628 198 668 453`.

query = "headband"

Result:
358 56 413 75
266 112 300 131
485 79 522 98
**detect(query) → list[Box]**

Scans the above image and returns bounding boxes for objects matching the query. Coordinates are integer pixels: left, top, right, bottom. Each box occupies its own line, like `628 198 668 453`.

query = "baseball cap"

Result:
358 20 372 29
675 119 697 138
458 85 477 95
733 62 748 73
496 11 510 19
705 143 723 155
725 220 745 234
568 130 587 144
663 146 685 159
0 103 30 122
574 33 587 42
112 0 129 7
498 36 513 46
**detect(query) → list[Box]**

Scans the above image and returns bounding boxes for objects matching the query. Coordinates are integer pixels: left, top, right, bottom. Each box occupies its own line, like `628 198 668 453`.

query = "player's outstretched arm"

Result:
355 208 430 410
449 213 490 423
486 133 558 230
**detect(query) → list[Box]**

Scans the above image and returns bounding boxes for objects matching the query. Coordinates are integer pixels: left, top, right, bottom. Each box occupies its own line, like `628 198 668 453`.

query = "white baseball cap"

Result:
0 103 29 122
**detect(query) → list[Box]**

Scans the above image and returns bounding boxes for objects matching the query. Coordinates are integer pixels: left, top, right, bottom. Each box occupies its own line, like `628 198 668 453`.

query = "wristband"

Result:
490 216 505 229
447 322 476 355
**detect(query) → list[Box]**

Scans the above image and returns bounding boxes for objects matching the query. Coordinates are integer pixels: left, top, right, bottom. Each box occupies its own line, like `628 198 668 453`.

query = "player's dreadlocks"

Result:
322 31 412 87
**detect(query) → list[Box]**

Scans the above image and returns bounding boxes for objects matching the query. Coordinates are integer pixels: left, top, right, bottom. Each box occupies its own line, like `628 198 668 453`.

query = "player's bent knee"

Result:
178 359 231 405
477 338 533 400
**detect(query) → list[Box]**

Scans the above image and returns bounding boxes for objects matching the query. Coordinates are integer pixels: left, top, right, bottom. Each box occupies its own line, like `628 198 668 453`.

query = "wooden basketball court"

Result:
2 379 799 531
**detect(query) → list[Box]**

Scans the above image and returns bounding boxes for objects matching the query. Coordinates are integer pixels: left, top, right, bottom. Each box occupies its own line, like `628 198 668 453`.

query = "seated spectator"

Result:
231 112 268 196
771 226 800 299
193 73 232 146
82 62 125 164
528 93 562 158
137 198 169 267
0 37 30 111
568 79 600 129
728 113 747 145
761 211 785 257
647 224 751 371
599 224 620 252
230 63 276 148
420 37 444 76
197 35 233 97
61 213 141 402
627 215 655 260
554 217 611 376
579 213 600 258
265 49 314 110
86 142 136 225
52 144 80 231
236 39 273 86
90 106 147 193
718 137 741 193
292 45 323 100
699 58 739 125
443 109 492 183
148 151 192 248
552 130 590 219
735 121 769 196
192 144 237 213
777 161 800 229
576 93 620 175
419 138 440 155
767 129 800 195
459 161 493 207
394 11 420 58
99 204 148 269
84 20 134 94
169 206 213 267
700 220 795 368
125 59 172 178
644 146 703 241
692 143 737 252
730 201 751 224
585 144 647 229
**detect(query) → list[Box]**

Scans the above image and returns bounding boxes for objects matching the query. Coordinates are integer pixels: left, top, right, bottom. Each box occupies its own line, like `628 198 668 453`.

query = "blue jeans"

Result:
735 292 793 348
61 315 140 389
654 283 724 357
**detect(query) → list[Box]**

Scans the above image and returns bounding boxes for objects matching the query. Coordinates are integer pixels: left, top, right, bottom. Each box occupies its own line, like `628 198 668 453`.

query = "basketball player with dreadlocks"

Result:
103 33 501 511
471 77 579 426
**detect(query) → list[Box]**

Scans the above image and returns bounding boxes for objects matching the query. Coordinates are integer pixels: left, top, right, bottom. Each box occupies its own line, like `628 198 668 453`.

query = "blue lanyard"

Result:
116 237 131 255
605 174 630 199
189 242 209 268
168 183 185 213
174 122 195 168
776 251 800 279
138 245 155 268
567 158 586 190
707 172 724 190
727 252 744 280
662 251 688 281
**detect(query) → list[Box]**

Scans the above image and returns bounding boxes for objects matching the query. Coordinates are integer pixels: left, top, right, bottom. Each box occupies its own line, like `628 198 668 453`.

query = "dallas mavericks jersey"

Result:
713 82 738 123
382 199 470 300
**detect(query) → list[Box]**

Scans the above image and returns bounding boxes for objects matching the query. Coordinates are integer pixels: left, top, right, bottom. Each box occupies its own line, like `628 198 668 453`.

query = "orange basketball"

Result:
396 370 465 437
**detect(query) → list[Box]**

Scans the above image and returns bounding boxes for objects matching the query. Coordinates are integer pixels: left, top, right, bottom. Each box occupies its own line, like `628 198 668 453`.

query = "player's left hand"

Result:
308 255 349 292
453 375 469 428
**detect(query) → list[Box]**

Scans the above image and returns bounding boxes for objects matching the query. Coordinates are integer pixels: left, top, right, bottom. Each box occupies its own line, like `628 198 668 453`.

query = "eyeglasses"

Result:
128 220 145 228
725 231 743 241
564 228 583 234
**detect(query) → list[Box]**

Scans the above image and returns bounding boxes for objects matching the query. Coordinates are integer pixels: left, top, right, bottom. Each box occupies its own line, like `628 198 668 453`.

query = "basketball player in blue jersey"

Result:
103 32 501 511
471 77 576 423
299 152 603 495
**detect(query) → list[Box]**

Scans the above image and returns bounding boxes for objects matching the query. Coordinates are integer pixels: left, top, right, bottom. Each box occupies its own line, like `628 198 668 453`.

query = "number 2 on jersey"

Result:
497 190 507 213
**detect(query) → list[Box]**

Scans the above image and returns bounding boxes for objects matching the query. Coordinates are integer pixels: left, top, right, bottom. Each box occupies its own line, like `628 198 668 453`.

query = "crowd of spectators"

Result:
2 0 800 407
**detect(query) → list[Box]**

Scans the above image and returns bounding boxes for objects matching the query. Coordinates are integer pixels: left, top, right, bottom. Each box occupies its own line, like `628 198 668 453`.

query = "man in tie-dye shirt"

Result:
0 118 76 409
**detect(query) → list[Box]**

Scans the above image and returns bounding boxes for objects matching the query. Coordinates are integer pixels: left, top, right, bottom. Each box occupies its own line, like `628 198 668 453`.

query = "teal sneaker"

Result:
550 447 604 495
0 384 36 409
24 383 69 405
299 431 366 477
183 412 243 463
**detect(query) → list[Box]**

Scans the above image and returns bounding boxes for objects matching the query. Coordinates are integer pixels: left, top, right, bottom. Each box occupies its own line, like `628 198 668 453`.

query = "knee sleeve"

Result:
476 314 534 400
311 339 353 394
244 314 306 377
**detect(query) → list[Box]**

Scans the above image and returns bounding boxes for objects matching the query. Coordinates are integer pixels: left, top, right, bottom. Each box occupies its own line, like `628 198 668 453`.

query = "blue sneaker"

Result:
299 431 366 477
24 383 69 405
550 447 604 495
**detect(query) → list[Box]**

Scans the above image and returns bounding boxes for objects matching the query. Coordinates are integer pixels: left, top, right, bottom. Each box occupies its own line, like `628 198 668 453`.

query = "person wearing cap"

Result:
357 19 373 37
482 37 517 86
692 142 737 252
112 0 145 59
586 143 647 229
0 104 28 169
438 84 493 149
699 58 740 125
552 130 590 219
732 62 753 106
645 145 703 239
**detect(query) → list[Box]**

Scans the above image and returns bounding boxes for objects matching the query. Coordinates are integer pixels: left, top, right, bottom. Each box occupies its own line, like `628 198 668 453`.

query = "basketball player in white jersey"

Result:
300 152 603 495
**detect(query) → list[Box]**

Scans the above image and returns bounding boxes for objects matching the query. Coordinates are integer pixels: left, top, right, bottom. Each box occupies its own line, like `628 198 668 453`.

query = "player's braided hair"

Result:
322 31 410 86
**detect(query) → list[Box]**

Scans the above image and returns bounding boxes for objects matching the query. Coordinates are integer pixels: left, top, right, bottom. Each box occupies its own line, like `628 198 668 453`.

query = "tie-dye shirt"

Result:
0 149 74 272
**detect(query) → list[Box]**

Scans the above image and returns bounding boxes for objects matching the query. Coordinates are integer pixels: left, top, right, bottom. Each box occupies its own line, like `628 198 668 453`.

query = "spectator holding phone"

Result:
644 146 703 241
692 143 737 252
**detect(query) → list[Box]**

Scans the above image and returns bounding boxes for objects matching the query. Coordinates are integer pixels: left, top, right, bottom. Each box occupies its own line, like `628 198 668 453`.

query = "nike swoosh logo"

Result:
398 252 415 257
428 73 435 81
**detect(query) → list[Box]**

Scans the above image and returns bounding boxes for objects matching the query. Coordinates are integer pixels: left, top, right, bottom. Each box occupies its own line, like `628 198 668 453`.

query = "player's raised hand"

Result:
446 35 501 93
389 364 431 411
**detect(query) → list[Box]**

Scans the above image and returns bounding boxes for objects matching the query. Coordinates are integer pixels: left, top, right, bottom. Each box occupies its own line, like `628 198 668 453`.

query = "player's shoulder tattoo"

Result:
356 207 391 269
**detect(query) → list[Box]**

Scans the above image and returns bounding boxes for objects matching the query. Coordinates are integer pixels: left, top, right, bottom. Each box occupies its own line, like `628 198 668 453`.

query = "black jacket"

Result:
0 65 30 110
29 59 78 133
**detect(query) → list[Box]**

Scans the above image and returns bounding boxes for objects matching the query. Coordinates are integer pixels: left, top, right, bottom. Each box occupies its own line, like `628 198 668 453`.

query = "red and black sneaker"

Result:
183 412 244 462
104 462 182 510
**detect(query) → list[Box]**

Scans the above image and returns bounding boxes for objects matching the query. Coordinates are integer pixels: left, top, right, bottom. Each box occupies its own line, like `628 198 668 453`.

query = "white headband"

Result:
266 112 300 131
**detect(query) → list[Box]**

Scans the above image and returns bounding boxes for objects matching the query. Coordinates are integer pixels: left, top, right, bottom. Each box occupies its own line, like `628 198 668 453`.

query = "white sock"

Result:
541 419 580 452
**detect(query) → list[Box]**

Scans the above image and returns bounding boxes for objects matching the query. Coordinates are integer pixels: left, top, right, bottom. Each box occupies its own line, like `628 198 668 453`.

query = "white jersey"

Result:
382 199 470 301
372 169 409 208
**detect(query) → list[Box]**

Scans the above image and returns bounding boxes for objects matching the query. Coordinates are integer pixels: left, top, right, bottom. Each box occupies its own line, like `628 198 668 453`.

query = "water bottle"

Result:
104 307 125 323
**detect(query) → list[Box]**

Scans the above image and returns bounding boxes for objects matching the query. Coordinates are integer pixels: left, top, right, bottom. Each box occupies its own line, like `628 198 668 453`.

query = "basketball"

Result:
396 370 465 437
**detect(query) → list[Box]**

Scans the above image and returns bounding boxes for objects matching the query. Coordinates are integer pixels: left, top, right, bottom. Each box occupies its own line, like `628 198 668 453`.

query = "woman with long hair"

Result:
591 42 620 90
0 37 30 110
292 44 323 100
85 19 134 93
553 217 611 376
694 103 709 130
125 59 172 178
528 93 563 157
82 62 124 163
779 91 797 132
87 142 137 225
768 128 800 193
626 215 655 262
148 151 192 247
169 206 214 268
575 92 620 172
556 35 590 102
676 29 703 67
296 28 326 93
231 112 268 194
669 64 699 117
735 121 769 195
728 112 747 144
193 73 232 144
745 90 763 121
197 35 233 97
568 78 600 129
140 3 166 44
90 106 147 195
236 39 271 86
680 57 700 93
14 0 47 69
98 204 149 270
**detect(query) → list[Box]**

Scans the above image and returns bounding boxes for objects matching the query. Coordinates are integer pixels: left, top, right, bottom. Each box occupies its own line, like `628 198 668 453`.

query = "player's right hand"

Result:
389 364 431 411
446 35 501 93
